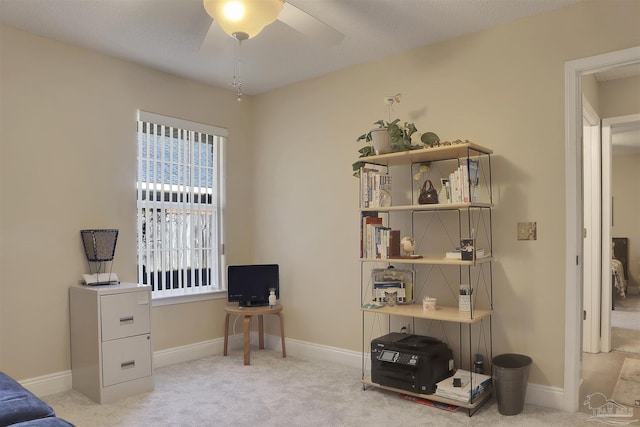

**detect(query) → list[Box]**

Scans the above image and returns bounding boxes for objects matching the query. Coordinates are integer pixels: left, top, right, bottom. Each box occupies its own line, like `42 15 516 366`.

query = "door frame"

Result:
582 98 601 354
564 45 640 412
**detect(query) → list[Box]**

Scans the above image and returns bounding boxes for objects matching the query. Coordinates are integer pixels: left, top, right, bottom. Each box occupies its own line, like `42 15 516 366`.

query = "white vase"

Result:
370 128 392 155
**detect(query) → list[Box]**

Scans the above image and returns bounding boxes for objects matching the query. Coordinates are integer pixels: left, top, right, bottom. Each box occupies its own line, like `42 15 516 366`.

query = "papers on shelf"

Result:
434 369 491 403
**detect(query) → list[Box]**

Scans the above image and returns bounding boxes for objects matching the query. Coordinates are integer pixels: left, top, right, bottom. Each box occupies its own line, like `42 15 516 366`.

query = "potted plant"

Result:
352 93 439 177
357 119 418 155
353 122 439 177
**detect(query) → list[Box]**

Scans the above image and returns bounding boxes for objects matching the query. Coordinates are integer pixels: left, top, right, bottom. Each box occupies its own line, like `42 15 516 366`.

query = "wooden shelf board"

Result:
362 377 492 410
359 143 492 166
361 304 492 324
359 256 493 266
360 202 493 212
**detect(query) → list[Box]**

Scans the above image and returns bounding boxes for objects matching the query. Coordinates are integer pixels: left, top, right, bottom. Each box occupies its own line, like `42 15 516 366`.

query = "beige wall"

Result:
0 26 255 379
600 75 640 118
251 0 640 390
1 0 639 395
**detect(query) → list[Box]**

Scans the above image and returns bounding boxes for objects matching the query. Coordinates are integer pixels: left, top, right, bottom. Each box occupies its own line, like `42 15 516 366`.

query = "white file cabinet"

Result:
70 282 154 403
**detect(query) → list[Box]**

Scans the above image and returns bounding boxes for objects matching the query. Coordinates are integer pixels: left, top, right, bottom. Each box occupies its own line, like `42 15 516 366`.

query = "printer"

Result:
371 332 454 394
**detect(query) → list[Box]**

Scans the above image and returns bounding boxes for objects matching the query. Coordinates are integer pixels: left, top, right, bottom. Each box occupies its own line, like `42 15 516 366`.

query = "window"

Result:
136 111 226 300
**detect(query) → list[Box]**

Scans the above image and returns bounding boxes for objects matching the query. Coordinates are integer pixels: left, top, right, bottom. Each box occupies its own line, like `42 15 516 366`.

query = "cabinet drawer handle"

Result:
119 316 134 325
121 360 136 370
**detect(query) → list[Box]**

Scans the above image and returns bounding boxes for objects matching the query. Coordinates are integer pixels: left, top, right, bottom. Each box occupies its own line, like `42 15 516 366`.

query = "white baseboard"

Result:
23 334 565 411
267 335 362 369
20 370 72 398
153 337 225 369
525 382 565 410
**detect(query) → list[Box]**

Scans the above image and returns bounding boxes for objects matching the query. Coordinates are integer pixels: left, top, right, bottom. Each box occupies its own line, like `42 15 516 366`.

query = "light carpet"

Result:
612 309 640 330
612 357 640 407
612 327 640 354
612 295 640 331
43 350 593 427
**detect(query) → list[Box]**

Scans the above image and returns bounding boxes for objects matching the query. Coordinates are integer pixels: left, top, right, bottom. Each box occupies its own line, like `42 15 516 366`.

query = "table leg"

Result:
243 315 251 365
277 312 286 358
223 313 230 356
258 315 265 350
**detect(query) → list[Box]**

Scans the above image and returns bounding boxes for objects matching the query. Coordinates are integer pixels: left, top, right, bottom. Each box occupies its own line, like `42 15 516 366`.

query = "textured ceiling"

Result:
0 0 586 95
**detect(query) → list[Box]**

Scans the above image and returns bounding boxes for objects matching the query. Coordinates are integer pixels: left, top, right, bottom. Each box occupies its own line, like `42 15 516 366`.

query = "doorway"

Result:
564 45 640 412
606 115 640 353
583 111 640 354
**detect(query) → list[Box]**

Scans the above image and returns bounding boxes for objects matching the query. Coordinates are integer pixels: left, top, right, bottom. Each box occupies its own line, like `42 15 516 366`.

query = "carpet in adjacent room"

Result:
612 357 640 407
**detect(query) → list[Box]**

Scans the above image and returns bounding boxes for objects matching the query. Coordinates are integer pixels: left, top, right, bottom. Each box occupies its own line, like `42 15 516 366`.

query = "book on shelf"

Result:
367 223 385 259
442 159 480 204
439 178 450 204
434 369 491 403
360 213 381 258
360 168 391 208
360 214 404 260
445 249 461 259
388 230 401 258
374 225 391 259
373 173 392 208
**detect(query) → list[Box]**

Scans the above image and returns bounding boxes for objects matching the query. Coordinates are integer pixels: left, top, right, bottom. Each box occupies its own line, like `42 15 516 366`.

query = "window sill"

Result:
151 287 227 307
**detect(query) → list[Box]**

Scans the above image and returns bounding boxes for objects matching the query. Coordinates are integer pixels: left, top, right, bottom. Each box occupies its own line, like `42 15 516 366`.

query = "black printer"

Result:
371 332 454 394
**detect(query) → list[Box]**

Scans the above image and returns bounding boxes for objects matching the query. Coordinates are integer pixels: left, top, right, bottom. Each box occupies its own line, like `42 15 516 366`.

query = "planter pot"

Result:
370 128 392 155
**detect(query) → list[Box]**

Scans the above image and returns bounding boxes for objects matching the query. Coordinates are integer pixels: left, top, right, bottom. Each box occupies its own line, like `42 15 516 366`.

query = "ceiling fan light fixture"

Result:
203 0 284 40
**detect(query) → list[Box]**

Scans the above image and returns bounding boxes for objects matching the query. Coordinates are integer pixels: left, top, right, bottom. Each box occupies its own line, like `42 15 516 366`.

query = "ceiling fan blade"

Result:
278 2 344 47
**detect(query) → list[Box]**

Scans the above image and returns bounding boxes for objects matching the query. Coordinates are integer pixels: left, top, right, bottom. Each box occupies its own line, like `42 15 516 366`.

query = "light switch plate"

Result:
518 222 537 240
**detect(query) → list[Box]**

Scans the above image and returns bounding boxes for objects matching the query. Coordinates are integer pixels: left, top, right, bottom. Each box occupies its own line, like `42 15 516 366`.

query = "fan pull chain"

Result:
232 35 246 102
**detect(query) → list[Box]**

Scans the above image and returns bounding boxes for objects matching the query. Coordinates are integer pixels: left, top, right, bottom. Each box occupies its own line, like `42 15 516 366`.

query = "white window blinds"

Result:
136 111 227 297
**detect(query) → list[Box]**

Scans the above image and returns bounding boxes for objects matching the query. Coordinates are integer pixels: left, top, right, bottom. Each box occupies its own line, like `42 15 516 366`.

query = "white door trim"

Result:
601 118 613 353
582 97 601 354
564 46 640 412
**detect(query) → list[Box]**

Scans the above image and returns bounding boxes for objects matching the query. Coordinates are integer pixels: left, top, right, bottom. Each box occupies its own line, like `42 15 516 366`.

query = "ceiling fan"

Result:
201 0 344 47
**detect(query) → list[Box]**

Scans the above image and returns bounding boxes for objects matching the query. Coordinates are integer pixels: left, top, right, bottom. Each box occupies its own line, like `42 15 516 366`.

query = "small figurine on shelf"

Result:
268 289 277 308
384 290 398 307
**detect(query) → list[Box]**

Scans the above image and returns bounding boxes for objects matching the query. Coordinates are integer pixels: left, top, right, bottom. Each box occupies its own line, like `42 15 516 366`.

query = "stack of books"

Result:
442 158 480 204
434 369 491 403
360 168 392 208
360 214 401 259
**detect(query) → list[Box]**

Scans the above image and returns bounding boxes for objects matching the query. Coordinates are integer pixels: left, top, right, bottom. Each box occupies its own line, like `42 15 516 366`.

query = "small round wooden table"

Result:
223 303 286 365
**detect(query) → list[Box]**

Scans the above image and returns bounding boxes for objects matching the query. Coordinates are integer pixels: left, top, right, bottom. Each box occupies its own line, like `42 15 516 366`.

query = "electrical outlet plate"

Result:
517 222 537 240
399 322 411 334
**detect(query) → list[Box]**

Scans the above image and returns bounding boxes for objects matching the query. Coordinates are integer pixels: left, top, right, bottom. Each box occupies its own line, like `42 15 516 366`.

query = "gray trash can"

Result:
492 353 532 415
